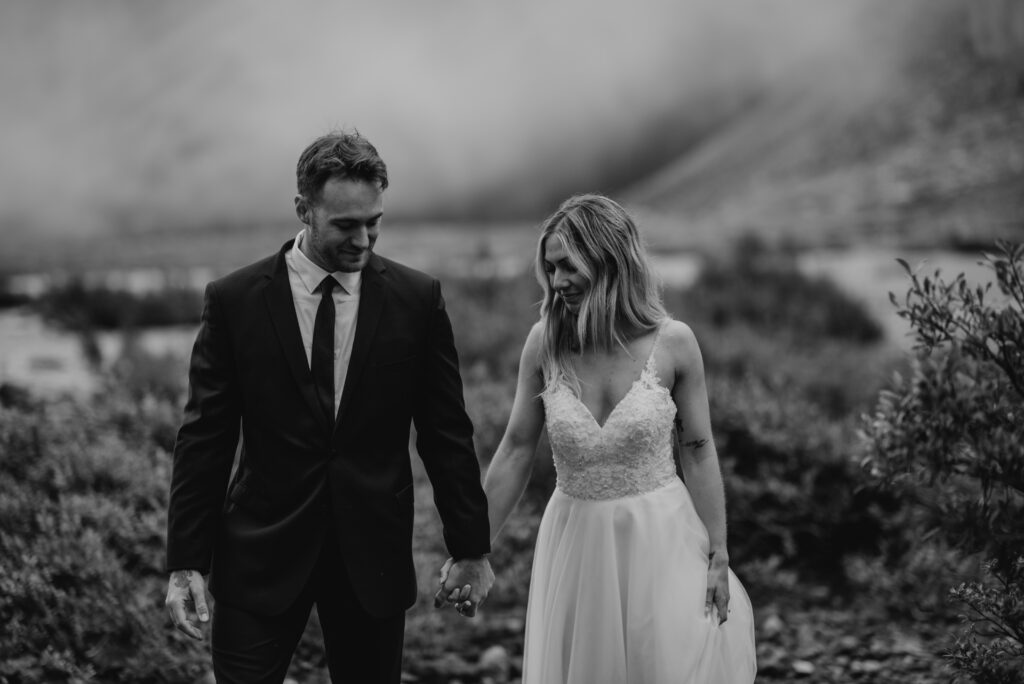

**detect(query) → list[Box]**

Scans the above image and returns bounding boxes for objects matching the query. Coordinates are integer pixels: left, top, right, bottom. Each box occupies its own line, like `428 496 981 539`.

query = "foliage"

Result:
710 372 902 593
660 244 905 593
0 391 207 683
0 276 31 309
664 235 884 346
36 279 202 331
947 558 1024 683
104 333 188 408
443 269 540 378
696 323 904 418
860 241 1024 682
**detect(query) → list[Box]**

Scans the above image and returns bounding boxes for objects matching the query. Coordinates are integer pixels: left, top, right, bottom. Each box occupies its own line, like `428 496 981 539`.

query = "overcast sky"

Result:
0 0 921 236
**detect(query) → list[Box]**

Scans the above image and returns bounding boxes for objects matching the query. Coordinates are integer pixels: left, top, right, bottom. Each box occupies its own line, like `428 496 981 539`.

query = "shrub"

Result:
444 268 540 378
104 333 189 407
0 276 31 309
665 237 884 345
658 253 906 597
0 395 207 683
860 241 1024 681
36 280 202 331
711 372 902 593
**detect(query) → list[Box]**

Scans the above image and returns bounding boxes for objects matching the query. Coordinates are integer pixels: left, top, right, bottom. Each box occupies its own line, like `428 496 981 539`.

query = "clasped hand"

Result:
433 556 494 618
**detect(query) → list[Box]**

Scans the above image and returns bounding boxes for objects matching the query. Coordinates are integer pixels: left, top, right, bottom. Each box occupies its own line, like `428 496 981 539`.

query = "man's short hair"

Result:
296 130 389 201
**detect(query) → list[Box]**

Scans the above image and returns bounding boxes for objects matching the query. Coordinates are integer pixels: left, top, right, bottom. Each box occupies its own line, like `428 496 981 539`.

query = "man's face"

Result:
295 177 383 273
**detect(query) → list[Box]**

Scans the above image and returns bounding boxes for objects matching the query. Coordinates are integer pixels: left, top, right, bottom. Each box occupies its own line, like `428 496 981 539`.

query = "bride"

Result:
458 194 757 683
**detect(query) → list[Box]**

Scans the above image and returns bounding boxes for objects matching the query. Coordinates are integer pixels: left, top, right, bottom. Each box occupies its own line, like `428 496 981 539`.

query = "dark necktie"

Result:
312 276 336 423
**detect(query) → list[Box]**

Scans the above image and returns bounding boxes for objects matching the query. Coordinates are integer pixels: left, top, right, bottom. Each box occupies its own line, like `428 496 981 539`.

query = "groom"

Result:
164 130 493 683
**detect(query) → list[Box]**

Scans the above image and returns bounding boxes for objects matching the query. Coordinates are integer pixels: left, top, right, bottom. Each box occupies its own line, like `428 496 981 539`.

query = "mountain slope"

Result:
624 0 1024 250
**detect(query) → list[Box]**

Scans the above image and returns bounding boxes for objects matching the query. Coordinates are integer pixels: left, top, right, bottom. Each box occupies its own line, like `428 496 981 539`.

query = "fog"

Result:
0 0 929 236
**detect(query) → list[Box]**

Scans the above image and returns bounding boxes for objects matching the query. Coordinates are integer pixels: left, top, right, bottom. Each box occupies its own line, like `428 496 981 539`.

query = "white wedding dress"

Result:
523 326 757 683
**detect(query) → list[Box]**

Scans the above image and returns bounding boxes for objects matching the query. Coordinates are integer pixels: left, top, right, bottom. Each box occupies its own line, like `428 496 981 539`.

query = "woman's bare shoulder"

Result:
520 320 546 370
524 320 545 348
660 318 703 370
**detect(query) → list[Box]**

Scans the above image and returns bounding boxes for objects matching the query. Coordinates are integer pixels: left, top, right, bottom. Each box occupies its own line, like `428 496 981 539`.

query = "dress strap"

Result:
641 319 669 377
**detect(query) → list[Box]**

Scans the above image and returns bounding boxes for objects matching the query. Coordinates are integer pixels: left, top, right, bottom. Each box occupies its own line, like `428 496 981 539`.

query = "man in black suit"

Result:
164 131 493 683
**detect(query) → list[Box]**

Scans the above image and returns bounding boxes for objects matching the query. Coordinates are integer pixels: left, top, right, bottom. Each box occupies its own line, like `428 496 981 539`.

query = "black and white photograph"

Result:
1 1 1022 682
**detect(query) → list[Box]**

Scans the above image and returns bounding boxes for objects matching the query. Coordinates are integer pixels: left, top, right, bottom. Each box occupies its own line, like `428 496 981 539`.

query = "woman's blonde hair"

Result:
535 194 666 391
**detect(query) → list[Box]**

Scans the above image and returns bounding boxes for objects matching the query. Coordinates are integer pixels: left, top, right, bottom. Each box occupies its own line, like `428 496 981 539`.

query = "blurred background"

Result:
1 0 1022 682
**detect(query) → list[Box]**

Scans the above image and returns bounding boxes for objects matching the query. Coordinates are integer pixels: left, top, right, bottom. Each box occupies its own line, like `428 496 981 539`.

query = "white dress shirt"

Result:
285 230 361 418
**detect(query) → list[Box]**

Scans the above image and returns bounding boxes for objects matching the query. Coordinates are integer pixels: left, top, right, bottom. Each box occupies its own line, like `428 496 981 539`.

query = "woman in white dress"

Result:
471 194 757 683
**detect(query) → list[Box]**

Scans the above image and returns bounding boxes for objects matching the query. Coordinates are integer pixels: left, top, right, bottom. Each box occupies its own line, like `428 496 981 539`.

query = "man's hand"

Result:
433 556 494 618
165 569 210 639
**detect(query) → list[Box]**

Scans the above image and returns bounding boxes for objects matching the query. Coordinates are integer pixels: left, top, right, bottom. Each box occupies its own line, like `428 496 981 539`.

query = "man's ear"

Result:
294 195 311 225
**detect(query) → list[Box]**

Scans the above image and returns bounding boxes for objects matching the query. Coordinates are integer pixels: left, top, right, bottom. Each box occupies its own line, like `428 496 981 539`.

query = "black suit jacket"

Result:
166 241 490 617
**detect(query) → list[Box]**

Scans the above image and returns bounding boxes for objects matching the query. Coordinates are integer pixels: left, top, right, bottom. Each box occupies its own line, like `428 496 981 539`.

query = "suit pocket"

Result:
373 337 421 367
227 474 275 519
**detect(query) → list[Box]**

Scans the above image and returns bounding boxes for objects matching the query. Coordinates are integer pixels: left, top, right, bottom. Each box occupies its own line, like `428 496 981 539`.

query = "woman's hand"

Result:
705 551 730 626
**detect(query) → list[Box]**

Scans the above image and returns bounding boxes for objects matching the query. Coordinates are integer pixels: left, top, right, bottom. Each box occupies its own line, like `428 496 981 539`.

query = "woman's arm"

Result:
668 321 732 621
483 322 547 543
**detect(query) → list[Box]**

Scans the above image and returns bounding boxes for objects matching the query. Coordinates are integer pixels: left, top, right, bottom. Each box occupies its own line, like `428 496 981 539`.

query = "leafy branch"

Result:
863 241 1024 684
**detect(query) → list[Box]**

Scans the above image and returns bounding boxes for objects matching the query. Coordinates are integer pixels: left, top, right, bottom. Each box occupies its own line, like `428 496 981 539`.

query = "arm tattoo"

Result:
172 570 194 589
674 417 708 450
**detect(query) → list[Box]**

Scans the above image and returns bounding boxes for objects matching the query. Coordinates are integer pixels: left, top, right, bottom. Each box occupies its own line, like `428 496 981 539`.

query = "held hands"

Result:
705 551 730 626
434 556 495 618
165 570 210 640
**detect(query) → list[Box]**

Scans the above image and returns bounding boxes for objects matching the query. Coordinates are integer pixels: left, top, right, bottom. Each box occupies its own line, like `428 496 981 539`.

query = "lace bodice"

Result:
542 325 678 500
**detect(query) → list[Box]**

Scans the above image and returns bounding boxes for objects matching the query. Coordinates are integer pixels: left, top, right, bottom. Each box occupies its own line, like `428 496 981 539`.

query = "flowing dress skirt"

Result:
522 478 757 683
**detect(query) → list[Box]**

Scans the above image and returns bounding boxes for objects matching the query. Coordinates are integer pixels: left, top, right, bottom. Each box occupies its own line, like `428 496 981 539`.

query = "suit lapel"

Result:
334 255 387 431
263 241 328 427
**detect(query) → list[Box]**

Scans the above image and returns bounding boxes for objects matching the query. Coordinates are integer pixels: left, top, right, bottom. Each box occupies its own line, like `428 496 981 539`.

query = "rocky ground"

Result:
272 603 956 684
271 554 960 684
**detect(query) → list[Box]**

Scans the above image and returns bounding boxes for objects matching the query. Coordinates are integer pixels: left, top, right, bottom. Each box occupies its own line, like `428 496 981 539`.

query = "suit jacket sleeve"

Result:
166 281 242 573
413 280 491 560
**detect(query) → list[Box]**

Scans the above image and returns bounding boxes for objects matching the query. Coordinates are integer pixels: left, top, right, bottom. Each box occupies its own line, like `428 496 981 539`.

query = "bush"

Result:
665 237 884 346
36 280 202 331
104 333 189 408
860 241 1024 681
657 249 906 597
0 276 31 309
444 269 540 378
0 394 207 683
710 372 902 593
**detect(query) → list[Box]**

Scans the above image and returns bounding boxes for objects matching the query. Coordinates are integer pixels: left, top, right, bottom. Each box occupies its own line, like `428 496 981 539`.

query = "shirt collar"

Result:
289 230 362 295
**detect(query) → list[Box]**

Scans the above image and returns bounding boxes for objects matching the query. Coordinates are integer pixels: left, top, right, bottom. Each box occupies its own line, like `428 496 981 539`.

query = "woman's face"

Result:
543 234 588 314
